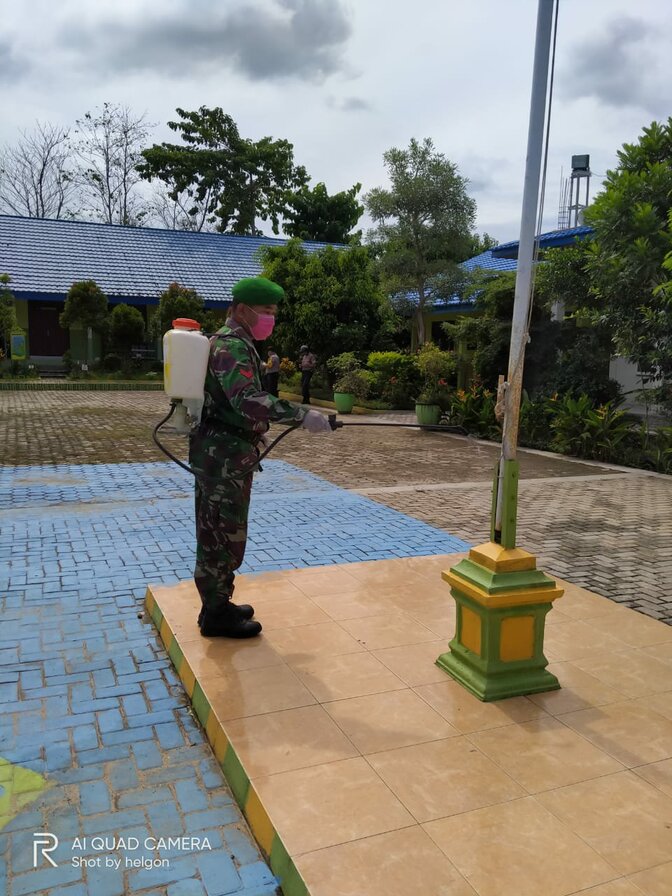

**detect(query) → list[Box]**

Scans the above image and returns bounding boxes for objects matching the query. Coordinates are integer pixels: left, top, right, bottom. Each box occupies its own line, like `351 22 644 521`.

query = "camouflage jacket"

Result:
199 321 306 441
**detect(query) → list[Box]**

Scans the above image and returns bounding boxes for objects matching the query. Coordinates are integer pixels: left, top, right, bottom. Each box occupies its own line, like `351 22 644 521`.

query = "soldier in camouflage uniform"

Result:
189 276 332 638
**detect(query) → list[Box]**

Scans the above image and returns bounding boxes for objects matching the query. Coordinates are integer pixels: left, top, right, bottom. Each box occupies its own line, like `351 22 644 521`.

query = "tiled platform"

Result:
148 556 672 896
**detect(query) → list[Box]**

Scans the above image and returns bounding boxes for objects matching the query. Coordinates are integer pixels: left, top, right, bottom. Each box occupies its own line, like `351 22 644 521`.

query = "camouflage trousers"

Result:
189 430 258 612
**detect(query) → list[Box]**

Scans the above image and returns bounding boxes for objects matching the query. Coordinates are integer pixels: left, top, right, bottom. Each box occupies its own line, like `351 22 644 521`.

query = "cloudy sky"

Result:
2 0 671 242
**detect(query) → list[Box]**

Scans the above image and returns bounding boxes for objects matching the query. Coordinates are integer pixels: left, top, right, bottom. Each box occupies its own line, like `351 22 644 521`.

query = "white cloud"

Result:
1 0 671 242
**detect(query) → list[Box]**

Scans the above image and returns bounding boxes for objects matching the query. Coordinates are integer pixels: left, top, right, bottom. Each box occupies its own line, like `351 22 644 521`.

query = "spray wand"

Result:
153 404 471 484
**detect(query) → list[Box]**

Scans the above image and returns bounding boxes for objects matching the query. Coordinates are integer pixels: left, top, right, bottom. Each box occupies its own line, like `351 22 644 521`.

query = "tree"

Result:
467 232 499 256
138 107 308 235
283 182 363 243
365 137 476 344
151 282 205 338
75 103 153 226
0 122 77 219
109 304 145 355
60 280 108 362
149 184 216 232
259 239 393 363
443 271 560 395
0 274 18 357
583 118 672 402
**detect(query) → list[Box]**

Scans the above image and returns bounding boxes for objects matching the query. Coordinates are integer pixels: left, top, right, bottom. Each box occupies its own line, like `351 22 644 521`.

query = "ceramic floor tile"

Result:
415 679 547 734
528 662 625 715
291 569 363 597
290 652 406 702
225 704 358 777
263 621 366 661
246 594 331 630
234 577 309 601
398 553 466 579
632 758 672 799
252 757 414 855
176 632 285 674
342 563 423 586
628 861 672 896
544 608 574 626
412 612 456 639
295 826 476 896
424 796 617 896
150 579 197 611
339 612 438 650
544 621 631 661
324 689 459 754
309 589 401 621
367 736 524 823
566 880 641 896
560 701 672 767
201 664 316 721
469 716 623 793
385 589 454 616
580 607 672 647
538 771 672 875
372 642 451 686
555 584 618 620
641 642 672 665
639 690 672 722
570 650 672 698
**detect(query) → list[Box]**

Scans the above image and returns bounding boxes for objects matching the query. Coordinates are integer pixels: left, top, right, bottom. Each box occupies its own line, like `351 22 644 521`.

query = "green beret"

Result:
231 277 285 305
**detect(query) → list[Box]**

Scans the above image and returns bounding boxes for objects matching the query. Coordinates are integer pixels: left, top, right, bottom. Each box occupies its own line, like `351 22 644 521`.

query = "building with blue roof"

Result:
420 225 594 344
0 215 330 364
0 213 595 367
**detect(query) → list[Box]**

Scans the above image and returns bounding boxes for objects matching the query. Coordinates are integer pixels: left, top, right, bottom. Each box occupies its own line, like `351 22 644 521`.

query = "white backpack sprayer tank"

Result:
163 318 210 433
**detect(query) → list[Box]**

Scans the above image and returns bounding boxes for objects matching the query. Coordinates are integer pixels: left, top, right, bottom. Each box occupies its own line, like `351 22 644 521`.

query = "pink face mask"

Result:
249 311 275 341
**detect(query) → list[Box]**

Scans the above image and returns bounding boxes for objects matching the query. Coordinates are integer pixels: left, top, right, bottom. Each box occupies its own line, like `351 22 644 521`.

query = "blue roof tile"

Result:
0 215 332 304
491 225 593 257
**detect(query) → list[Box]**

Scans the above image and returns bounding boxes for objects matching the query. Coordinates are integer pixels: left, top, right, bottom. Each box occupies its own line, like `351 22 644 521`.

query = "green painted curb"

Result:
222 744 250 809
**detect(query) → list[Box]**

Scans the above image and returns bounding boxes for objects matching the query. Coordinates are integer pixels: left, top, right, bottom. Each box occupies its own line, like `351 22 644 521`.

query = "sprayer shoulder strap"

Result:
202 332 263 436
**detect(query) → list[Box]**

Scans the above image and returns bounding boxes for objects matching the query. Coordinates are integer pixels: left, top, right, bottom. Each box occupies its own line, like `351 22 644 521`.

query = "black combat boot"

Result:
197 603 255 625
230 602 255 620
198 604 262 639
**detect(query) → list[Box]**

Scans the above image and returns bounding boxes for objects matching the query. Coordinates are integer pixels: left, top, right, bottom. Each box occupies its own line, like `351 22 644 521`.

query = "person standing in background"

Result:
299 344 317 404
264 348 280 397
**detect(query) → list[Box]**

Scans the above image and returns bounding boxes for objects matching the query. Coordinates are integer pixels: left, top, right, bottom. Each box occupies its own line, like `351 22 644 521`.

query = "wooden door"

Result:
28 301 70 356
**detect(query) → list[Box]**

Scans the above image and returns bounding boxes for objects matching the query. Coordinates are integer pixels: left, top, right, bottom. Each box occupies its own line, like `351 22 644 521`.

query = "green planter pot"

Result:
333 392 356 414
415 402 441 425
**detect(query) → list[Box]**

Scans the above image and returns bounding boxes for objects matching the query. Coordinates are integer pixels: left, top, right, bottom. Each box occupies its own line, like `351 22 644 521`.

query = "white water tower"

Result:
557 154 591 228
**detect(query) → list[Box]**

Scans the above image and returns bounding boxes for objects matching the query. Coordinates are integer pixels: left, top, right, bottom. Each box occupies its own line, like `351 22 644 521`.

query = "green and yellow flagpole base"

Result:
436 541 564 702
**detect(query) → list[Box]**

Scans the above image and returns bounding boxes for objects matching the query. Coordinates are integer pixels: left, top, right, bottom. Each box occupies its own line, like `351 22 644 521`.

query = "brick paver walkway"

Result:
2 391 670 618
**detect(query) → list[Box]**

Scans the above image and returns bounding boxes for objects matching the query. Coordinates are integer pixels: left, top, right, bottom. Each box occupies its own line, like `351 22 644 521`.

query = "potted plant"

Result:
328 352 370 414
333 369 370 414
414 387 443 425
415 343 456 425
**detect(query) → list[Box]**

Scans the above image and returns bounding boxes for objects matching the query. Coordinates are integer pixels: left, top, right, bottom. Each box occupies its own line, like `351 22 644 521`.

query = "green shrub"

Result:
334 369 370 399
445 385 501 439
548 394 634 462
326 352 360 382
281 371 302 394
103 353 122 372
519 394 554 450
366 350 420 407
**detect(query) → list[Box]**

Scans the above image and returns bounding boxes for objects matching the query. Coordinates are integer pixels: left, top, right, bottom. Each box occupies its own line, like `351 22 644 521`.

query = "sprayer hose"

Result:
153 404 472 485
